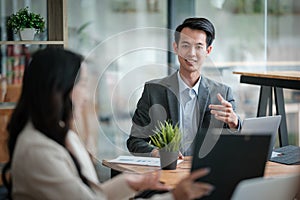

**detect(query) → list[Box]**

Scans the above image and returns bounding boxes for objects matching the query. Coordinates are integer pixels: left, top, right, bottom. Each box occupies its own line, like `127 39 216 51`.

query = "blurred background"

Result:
1 0 299 182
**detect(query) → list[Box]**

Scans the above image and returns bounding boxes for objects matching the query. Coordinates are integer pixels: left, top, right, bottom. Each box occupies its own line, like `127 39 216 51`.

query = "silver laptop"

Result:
241 115 281 160
231 175 299 200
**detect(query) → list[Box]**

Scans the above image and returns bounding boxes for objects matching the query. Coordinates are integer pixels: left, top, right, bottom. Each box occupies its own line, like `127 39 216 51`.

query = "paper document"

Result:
108 156 183 167
271 151 282 158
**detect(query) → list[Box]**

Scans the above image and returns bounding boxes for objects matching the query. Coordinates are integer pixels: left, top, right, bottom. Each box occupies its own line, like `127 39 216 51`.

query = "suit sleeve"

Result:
127 84 157 156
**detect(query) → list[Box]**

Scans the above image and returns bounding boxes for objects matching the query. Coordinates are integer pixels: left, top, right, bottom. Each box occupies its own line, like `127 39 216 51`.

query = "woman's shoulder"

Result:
12 123 72 169
16 123 65 153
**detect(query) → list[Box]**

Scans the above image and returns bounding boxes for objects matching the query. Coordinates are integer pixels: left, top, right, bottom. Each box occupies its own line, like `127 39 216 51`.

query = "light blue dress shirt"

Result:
177 72 201 155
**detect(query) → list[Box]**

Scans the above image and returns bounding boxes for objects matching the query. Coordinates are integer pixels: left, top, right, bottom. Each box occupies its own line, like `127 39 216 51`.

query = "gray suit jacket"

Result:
127 72 241 156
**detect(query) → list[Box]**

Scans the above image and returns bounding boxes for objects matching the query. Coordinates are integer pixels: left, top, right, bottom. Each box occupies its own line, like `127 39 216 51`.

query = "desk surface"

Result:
102 158 300 188
233 71 300 81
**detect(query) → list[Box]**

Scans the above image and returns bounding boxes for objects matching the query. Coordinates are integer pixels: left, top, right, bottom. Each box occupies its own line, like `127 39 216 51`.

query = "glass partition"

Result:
67 0 168 181
267 0 300 145
195 0 266 120
195 0 300 145
66 0 299 180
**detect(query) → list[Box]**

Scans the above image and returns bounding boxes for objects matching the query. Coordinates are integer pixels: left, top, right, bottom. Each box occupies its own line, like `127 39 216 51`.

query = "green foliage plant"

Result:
150 121 182 152
7 7 45 34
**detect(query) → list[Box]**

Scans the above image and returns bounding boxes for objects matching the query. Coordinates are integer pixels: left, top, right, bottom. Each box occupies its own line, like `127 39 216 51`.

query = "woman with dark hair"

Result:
1 48 213 200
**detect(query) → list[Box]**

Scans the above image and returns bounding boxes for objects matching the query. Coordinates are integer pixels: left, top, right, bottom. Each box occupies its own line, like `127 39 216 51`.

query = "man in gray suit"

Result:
127 17 241 157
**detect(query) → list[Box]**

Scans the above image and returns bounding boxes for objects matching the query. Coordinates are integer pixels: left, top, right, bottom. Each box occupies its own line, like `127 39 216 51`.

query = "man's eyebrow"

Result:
180 41 190 44
196 42 205 46
180 40 204 46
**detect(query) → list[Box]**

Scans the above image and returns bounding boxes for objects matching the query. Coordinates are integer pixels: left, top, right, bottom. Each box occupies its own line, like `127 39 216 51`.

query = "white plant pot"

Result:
19 28 35 40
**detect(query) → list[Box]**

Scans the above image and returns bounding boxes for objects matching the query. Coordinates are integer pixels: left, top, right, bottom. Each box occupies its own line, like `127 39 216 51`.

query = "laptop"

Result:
191 132 271 200
241 115 281 160
270 145 300 165
231 175 300 200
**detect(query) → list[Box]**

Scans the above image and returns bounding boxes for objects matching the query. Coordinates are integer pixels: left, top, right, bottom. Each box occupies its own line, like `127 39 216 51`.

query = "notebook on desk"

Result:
191 133 271 200
241 115 281 160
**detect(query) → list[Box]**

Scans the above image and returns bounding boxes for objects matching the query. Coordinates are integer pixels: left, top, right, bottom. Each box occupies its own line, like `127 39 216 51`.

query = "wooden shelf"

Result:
0 0 67 47
1 84 22 103
0 41 64 45
0 0 67 186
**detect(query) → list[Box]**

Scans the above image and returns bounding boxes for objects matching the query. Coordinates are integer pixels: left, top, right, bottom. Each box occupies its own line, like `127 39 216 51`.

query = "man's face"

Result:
173 27 212 74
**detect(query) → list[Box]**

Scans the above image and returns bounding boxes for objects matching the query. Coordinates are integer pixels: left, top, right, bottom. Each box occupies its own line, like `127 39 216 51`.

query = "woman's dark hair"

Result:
1 47 89 198
174 17 215 47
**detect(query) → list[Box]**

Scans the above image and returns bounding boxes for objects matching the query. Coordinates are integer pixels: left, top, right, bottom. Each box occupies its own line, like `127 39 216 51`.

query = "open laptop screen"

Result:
191 133 271 200
241 115 281 160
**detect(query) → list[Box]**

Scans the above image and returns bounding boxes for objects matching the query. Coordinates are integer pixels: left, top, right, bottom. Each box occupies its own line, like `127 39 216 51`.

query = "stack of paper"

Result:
108 156 183 167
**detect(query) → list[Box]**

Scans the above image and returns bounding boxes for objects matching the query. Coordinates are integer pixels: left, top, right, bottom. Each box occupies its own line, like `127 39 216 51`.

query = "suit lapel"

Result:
197 76 224 129
197 77 210 127
167 89 179 124
161 72 180 124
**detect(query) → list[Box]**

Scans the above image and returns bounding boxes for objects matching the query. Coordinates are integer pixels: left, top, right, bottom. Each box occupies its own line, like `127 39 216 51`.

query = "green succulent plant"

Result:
150 121 182 152
7 7 45 34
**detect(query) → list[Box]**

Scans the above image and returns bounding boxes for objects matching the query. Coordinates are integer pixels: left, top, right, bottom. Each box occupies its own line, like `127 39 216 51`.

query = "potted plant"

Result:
7 7 45 40
150 121 182 170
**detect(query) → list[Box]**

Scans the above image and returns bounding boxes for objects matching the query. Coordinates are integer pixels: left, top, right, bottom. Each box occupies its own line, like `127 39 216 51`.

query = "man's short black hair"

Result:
174 17 215 47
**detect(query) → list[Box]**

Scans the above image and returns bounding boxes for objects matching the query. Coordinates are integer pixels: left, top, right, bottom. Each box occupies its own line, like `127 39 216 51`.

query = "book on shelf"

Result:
3 55 25 85
1 45 29 85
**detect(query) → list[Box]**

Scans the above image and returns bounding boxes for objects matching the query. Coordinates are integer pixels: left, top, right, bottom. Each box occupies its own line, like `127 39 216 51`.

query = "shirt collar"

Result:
177 71 201 96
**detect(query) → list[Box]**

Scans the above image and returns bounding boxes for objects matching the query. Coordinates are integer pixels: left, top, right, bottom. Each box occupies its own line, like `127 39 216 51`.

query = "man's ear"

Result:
206 45 213 56
173 42 178 55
